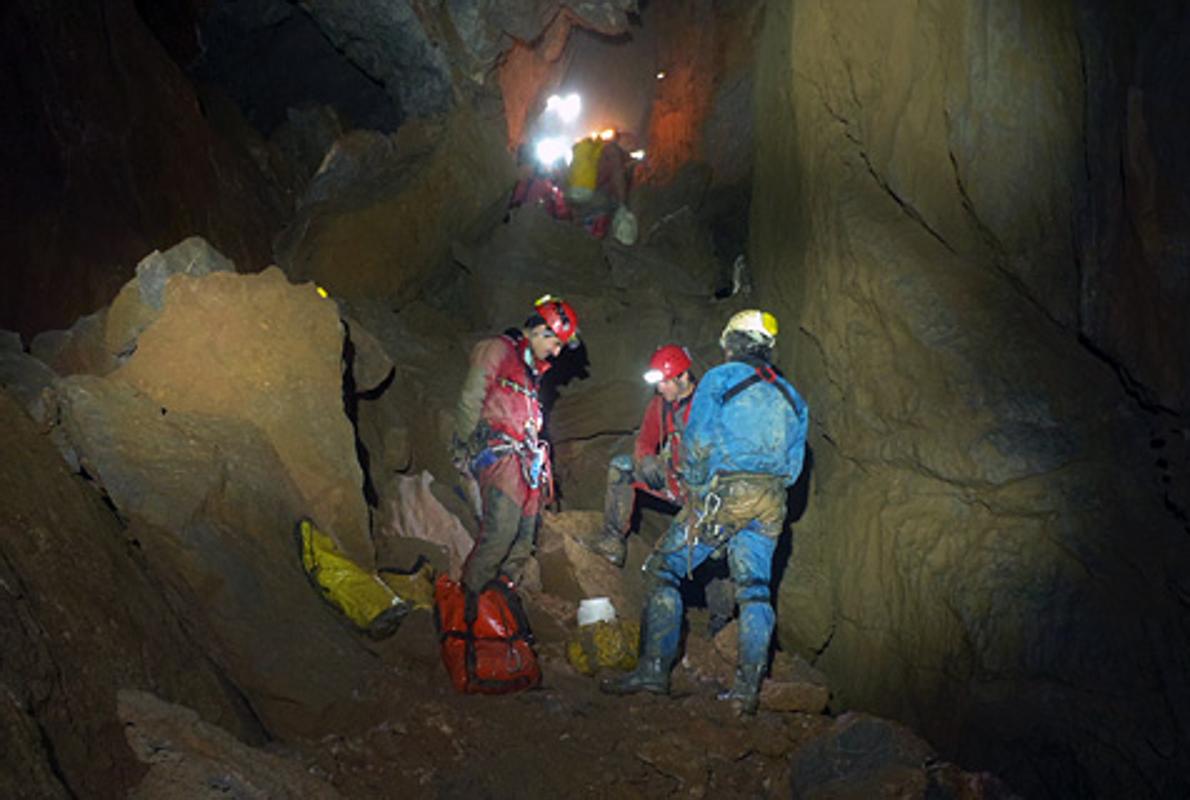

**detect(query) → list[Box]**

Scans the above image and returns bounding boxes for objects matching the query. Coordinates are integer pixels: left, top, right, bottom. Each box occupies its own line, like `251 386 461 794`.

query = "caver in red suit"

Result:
585 344 697 568
451 296 580 593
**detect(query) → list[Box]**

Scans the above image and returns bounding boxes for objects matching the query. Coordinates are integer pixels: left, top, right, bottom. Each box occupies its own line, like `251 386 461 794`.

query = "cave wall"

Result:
0 0 288 338
638 0 759 186
0 0 649 340
1076 1 1190 413
751 0 1190 796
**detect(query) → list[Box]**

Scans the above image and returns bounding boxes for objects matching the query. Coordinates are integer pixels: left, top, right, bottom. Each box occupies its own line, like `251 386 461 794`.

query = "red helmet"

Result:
534 294 580 347
643 344 692 384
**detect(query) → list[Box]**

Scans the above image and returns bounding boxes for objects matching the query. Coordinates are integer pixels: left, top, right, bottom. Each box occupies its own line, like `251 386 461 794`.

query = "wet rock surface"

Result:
752 0 1190 794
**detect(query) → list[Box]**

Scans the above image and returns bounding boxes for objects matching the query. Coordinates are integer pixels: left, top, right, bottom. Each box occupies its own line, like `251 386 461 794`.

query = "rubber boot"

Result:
718 663 765 715
583 526 627 567
599 656 671 695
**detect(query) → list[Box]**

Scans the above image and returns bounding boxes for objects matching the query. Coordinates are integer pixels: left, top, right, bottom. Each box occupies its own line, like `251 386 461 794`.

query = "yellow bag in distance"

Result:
569 137 605 191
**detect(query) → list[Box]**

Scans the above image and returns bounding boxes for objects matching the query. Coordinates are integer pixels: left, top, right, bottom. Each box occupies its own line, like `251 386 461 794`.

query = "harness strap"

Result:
473 432 553 495
497 376 537 400
721 359 799 412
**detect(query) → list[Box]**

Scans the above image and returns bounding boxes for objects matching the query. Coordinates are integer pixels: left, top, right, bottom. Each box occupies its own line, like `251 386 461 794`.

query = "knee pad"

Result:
734 578 770 606
607 454 635 485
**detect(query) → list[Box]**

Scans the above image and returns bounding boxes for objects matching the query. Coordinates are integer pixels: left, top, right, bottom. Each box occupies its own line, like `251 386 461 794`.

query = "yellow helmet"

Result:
720 309 779 349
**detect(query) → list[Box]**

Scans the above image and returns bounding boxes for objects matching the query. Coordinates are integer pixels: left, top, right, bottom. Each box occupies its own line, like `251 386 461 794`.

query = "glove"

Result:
636 455 667 491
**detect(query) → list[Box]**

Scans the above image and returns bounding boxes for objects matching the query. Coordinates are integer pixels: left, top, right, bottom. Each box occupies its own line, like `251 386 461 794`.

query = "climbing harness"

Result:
645 479 726 579
497 376 537 401
722 357 801 413
470 429 553 496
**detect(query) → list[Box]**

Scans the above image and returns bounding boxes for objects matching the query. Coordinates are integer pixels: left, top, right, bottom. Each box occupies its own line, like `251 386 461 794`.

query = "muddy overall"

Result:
603 475 786 712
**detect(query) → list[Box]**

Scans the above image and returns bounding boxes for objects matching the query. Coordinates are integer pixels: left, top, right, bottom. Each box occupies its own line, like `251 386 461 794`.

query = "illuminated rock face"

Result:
114 267 374 567
751 0 1190 795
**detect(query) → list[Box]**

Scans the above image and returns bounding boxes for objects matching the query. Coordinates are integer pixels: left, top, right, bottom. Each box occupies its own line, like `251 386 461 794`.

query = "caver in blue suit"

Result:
602 311 808 714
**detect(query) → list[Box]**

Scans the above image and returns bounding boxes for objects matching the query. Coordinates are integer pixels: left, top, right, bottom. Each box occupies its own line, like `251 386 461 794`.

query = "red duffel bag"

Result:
434 574 541 694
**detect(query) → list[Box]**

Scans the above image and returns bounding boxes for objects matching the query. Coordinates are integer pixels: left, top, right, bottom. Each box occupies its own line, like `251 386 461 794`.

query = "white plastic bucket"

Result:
576 596 617 627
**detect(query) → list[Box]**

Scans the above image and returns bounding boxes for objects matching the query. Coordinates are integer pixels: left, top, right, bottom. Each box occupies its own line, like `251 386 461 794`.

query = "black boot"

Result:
718 663 765 715
599 656 671 695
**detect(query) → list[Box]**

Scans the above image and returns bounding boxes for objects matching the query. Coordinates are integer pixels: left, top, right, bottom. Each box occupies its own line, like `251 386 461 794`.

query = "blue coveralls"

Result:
639 358 808 669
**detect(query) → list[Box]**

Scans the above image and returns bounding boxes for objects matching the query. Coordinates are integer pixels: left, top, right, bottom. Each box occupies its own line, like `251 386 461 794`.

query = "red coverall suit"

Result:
603 390 694 537
454 330 553 593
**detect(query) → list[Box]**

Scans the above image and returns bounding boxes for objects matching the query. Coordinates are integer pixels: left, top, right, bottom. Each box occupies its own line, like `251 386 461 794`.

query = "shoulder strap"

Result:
721 358 800 412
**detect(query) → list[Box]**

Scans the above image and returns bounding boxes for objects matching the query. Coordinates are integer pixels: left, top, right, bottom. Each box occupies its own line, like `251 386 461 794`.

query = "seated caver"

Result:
584 344 696 568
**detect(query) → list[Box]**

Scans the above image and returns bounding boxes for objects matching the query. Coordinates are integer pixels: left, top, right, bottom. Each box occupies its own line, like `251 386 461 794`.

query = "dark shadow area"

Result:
539 341 591 508
771 445 812 599
341 320 395 509
193 0 401 135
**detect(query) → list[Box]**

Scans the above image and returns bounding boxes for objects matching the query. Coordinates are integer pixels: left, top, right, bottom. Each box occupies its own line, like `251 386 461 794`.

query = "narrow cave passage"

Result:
2 2 1190 799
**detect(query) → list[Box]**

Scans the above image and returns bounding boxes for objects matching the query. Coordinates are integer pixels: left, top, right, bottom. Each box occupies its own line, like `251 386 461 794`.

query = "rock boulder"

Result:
0 389 263 797
111 266 372 566
49 375 394 739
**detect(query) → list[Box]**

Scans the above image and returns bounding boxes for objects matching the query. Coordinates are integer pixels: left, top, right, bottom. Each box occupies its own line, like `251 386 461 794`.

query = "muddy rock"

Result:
679 628 734 689
334 295 474 521
605 207 724 297
762 652 830 714
120 691 343 799
706 626 831 715
374 471 474 578
791 713 1018 799
110 266 373 566
0 389 263 798
536 510 648 620
451 208 611 334
343 313 395 394
634 729 714 797
50 375 393 739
